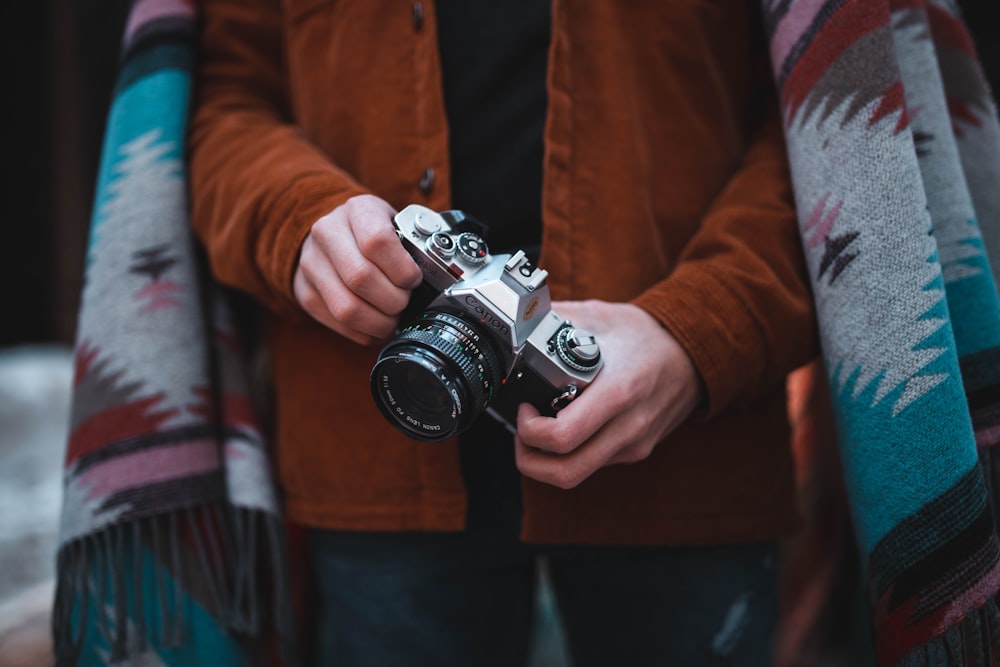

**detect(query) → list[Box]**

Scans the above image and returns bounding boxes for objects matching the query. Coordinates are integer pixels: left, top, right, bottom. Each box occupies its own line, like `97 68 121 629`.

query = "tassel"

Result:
987 598 1000 660
52 503 293 665
943 624 964 664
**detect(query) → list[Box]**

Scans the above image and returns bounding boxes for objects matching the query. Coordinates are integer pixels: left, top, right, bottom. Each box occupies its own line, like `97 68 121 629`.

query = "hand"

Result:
514 300 704 489
293 195 423 345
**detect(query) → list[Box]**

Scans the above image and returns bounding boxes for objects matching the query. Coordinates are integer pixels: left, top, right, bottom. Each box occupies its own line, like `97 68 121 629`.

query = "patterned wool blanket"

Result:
763 0 1000 663
53 0 292 664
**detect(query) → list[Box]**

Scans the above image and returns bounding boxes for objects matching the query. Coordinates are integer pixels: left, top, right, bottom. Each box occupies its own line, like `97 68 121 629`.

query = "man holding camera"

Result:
189 1 817 664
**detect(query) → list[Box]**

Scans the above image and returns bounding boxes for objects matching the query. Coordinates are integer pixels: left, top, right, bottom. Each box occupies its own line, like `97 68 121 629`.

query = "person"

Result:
188 1 818 665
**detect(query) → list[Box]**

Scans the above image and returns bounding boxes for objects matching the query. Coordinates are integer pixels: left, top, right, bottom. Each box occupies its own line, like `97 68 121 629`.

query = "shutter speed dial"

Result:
457 233 489 265
555 327 601 372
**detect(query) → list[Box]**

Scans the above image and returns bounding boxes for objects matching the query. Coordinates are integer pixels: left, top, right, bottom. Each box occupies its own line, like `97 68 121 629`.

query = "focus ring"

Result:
418 312 503 387
397 327 493 409
400 329 488 406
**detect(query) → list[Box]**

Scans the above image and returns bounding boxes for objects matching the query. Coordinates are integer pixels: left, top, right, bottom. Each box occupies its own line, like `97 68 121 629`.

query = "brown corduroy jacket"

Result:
189 0 819 545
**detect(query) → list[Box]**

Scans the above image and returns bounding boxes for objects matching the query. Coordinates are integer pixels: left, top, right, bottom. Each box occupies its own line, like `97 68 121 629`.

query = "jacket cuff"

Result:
632 265 766 419
260 175 370 316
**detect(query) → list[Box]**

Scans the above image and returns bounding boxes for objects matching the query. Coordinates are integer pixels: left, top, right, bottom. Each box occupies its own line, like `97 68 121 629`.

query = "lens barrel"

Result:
370 312 503 441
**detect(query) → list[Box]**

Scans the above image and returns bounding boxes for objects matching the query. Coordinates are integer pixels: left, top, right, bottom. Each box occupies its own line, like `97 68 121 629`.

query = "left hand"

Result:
514 300 704 489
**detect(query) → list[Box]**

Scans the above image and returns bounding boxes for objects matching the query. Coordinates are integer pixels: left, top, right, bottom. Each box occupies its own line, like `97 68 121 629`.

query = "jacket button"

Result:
418 167 435 196
412 2 424 31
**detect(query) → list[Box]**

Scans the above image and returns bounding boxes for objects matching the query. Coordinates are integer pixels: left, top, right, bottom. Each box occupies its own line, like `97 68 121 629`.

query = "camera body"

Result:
370 204 603 442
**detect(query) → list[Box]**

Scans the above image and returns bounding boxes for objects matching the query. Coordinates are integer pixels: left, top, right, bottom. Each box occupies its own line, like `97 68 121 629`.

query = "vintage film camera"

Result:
370 205 603 442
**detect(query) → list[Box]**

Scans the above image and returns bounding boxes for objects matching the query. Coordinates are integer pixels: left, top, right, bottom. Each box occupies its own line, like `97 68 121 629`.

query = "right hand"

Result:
293 194 424 345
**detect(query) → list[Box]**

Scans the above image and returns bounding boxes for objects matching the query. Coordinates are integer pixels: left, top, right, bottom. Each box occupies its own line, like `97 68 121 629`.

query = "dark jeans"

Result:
307 421 778 667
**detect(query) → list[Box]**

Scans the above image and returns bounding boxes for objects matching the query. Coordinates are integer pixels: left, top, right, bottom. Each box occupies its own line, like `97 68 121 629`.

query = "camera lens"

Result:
370 312 503 442
402 361 453 415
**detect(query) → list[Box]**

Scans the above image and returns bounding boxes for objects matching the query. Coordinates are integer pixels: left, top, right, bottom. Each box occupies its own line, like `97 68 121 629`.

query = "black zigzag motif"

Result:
131 245 179 282
913 131 935 158
818 231 860 285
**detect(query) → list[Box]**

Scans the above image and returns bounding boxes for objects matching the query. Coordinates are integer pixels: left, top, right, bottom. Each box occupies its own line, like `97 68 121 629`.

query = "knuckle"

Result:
328 298 363 325
299 290 323 313
340 260 377 291
552 465 584 490
356 228 393 257
404 261 424 283
342 194 369 214
547 428 577 455
297 237 322 267
629 410 653 438
310 214 340 239
551 440 576 457
348 193 378 209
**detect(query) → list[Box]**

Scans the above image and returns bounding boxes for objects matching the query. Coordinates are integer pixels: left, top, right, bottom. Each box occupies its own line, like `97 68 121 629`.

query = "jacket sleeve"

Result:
632 103 818 417
188 0 370 314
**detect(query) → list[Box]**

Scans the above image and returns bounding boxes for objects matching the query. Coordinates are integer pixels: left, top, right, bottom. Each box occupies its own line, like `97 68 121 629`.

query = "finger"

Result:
295 257 398 341
310 221 415 317
346 200 424 290
515 403 659 489
548 300 604 333
515 379 621 455
514 426 619 490
294 279 380 346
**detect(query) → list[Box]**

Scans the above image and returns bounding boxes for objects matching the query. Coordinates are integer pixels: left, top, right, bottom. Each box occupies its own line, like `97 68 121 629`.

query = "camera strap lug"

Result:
551 384 579 412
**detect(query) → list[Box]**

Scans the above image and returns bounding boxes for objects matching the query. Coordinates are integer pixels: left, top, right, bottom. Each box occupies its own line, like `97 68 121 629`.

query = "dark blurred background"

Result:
2 1 998 348
2 0 130 346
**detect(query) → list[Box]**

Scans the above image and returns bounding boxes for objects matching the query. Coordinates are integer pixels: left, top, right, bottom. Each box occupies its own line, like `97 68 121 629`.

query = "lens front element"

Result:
370 312 503 441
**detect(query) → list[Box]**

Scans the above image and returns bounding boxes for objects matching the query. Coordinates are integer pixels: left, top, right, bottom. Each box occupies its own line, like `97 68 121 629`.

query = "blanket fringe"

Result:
52 504 294 666
896 597 1000 666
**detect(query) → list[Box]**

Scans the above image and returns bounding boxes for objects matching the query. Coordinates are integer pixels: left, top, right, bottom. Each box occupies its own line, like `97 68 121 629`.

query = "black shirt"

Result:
435 0 550 259
435 0 551 531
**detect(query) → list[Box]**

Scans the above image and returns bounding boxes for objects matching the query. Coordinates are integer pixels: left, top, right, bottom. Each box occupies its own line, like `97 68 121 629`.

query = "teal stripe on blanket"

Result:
831 287 978 554
944 235 1000 357
88 68 190 260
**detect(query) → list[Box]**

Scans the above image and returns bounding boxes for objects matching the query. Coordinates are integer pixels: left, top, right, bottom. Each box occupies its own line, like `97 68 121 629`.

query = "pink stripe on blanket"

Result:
124 0 195 47
769 0 829 77
802 192 829 234
940 554 1000 629
80 439 220 498
807 198 842 249
136 279 184 314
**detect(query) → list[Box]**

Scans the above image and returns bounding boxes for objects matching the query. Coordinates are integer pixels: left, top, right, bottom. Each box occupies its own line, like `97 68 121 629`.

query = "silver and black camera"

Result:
370 204 603 442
